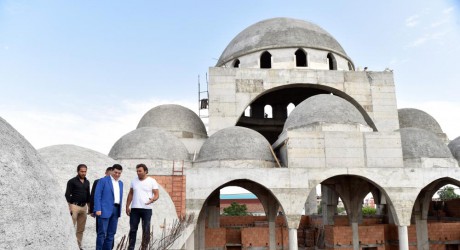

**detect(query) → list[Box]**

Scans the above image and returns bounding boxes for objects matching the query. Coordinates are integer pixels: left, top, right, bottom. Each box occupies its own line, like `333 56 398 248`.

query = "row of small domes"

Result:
108 95 459 163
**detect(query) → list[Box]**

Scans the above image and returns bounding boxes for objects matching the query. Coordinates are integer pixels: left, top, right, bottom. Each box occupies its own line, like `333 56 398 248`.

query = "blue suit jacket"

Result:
94 175 123 218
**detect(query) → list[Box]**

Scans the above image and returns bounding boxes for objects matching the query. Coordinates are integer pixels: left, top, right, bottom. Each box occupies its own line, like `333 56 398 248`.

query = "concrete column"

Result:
185 229 194 250
207 192 220 228
351 222 359 250
304 188 317 215
398 225 409 250
288 228 298 250
321 185 337 225
251 104 264 118
273 103 287 120
267 197 278 250
194 214 205 250
415 217 429 250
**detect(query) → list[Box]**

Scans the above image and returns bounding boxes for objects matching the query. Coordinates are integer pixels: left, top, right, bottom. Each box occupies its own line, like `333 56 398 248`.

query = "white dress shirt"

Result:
110 175 120 204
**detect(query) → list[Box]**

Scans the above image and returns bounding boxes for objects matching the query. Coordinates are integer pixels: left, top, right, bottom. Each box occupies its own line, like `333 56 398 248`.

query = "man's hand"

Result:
126 207 131 216
95 211 101 216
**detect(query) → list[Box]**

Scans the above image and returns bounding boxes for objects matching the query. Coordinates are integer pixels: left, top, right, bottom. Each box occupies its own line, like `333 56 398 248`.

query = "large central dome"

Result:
216 17 348 66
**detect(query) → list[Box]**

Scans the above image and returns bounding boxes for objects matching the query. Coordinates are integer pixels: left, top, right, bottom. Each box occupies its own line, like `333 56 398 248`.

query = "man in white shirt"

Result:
125 163 159 250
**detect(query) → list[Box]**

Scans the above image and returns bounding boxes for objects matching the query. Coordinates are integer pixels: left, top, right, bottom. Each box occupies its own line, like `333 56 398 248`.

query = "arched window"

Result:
233 59 240 68
295 49 307 67
327 53 337 70
348 62 354 71
264 105 272 118
287 103 295 117
244 106 251 117
260 51 272 69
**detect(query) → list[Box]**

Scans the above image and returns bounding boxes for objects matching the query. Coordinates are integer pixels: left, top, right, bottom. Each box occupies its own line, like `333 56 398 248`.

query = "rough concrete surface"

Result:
0 117 78 250
398 108 444 134
399 127 453 159
448 136 460 161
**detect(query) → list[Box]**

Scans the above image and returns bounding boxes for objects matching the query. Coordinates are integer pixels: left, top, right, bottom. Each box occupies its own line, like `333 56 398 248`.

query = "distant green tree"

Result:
362 206 377 216
223 202 248 216
437 186 460 201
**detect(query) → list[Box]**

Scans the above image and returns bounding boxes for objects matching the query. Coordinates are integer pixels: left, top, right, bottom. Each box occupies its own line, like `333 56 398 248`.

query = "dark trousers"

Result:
128 208 152 250
96 205 120 250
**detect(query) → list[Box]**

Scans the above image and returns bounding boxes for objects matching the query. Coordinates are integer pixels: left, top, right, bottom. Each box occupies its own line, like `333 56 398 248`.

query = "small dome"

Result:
398 108 443 134
0 117 78 249
217 17 349 66
197 126 275 162
448 136 460 161
109 127 189 160
399 127 453 159
137 104 207 138
284 94 368 130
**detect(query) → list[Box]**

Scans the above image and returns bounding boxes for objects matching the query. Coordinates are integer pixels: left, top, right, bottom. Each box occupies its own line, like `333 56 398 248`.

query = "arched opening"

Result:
260 51 272 69
235 84 377 144
195 180 288 249
348 61 354 71
295 49 307 67
233 59 240 68
327 53 337 70
298 175 397 249
244 106 251 117
287 103 295 117
412 178 460 249
264 105 273 118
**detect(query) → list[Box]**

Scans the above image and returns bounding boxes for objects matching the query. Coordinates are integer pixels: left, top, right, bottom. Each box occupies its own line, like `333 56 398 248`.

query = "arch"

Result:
264 104 273 118
348 61 354 71
260 51 272 69
235 84 378 144
194 179 288 249
233 59 240 68
327 52 337 70
295 48 307 67
287 103 295 117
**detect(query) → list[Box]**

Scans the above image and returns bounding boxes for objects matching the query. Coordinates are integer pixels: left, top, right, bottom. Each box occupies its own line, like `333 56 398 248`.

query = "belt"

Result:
114 203 120 207
72 202 86 207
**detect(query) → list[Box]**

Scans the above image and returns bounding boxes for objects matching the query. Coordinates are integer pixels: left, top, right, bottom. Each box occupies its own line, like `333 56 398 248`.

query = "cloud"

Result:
397 100 460 141
0 98 199 155
405 15 420 27
443 7 454 14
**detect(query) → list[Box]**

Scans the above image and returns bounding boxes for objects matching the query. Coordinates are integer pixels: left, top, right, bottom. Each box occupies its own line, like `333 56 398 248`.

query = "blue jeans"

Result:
128 208 152 250
96 205 120 250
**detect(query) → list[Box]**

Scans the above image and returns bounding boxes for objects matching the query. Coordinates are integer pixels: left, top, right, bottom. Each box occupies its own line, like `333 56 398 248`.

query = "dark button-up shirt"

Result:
65 176 90 204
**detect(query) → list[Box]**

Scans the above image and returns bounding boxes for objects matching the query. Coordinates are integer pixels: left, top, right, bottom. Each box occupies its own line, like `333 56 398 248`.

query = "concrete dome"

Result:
137 104 207 138
398 108 443 134
197 126 275 162
109 127 189 160
399 127 453 159
38 144 118 249
217 17 349 66
284 94 367 130
0 117 78 249
448 136 460 161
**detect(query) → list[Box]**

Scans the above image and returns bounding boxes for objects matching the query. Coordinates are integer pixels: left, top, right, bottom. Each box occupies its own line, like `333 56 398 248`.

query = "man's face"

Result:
136 167 147 179
78 167 87 179
111 169 122 180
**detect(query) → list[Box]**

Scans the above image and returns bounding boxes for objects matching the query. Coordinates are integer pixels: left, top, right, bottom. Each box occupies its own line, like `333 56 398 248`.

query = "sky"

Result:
1 0 460 157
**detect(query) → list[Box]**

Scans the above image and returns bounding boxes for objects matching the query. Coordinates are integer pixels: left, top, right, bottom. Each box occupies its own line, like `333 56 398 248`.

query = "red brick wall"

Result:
429 199 460 217
241 227 289 248
205 228 226 248
151 175 186 217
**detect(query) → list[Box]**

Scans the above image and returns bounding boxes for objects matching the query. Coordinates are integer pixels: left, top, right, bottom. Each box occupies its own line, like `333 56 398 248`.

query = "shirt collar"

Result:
110 175 118 182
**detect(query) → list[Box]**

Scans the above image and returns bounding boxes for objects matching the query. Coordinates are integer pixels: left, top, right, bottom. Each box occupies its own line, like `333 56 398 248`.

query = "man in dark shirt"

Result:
65 164 91 250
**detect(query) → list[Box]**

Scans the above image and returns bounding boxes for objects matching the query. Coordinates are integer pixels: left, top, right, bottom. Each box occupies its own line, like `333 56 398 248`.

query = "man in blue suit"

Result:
94 164 124 250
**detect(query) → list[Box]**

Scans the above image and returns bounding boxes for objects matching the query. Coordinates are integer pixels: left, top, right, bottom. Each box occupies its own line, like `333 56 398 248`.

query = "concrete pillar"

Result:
267 197 278 250
251 104 264 118
304 188 318 215
351 222 359 250
185 229 194 250
415 217 429 250
273 103 287 120
207 192 220 228
321 185 337 225
398 225 409 250
194 214 205 250
288 228 298 250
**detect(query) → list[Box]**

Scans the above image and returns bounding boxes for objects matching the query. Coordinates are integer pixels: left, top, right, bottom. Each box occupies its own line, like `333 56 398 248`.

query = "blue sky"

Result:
1 0 459 154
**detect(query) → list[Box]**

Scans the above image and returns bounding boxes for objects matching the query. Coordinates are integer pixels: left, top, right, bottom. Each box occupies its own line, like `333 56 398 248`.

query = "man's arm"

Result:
64 179 73 213
89 179 99 214
146 189 159 205
125 188 133 216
